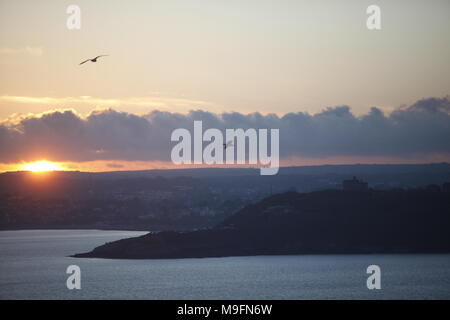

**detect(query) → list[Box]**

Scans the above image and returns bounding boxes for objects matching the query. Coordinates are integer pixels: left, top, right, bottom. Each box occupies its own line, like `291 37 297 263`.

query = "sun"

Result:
21 161 64 172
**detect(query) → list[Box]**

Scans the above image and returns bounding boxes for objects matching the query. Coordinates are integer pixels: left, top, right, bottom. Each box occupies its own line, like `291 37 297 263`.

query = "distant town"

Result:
1 164 450 231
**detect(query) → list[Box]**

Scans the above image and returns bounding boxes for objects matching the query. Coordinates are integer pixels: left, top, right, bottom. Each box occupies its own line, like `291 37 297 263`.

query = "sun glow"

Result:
21 161 64 172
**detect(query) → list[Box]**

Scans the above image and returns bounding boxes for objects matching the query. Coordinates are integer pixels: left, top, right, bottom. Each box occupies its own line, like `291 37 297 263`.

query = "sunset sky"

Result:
1 0 449 172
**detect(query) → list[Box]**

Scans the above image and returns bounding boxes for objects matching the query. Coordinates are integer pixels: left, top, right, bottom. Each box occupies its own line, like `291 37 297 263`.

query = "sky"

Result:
0 0 449 172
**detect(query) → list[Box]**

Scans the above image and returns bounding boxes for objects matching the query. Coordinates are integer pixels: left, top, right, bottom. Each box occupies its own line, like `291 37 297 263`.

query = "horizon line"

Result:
2 162 449 175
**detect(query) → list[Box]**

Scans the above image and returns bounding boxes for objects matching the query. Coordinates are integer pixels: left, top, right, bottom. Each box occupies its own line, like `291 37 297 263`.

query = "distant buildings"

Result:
443 183 450 192
425 184 441 192
342 176 369 192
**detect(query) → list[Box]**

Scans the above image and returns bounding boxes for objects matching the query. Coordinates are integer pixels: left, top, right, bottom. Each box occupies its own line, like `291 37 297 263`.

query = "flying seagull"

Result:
79 55 109 65
223 140 233 149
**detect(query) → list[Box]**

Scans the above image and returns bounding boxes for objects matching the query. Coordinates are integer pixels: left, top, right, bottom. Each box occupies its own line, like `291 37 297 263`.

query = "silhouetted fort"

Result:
342 176 369 192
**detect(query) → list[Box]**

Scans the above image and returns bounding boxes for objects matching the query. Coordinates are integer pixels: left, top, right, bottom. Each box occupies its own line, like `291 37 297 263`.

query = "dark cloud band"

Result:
0 96 449 164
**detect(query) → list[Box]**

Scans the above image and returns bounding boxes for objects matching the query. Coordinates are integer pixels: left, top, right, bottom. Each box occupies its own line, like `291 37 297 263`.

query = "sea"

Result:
0 230 449 299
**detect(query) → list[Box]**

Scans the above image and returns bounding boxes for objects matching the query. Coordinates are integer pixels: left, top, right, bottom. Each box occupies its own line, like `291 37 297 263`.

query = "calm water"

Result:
0 230 449 300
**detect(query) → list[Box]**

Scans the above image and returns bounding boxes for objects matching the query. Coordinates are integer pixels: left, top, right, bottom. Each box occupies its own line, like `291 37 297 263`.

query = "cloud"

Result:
0 96 450 164
0 46 43 56
106 163 125 169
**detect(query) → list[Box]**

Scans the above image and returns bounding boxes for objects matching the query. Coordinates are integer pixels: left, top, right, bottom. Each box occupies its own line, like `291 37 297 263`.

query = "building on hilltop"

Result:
342 176 369 192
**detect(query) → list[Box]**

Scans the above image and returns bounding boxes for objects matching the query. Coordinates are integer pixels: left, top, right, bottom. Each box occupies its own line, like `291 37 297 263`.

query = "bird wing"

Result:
95 55 109 59
79 59 91 65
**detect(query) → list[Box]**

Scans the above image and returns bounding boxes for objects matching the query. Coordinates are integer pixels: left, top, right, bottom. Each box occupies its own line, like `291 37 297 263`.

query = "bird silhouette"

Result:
79 55 109 65
223 140 233 149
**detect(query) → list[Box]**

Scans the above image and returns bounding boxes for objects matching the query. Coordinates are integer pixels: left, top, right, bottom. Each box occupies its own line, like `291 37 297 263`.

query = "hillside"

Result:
73 189 450 259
